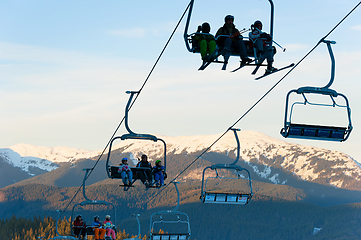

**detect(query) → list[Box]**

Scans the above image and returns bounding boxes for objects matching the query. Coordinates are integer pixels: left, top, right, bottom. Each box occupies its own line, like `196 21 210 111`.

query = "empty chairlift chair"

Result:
149 182 191 240
200 129 253 205
280 40 352 142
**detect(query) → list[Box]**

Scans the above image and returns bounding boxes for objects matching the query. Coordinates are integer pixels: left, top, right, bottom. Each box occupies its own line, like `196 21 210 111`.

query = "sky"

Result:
1 0 361 162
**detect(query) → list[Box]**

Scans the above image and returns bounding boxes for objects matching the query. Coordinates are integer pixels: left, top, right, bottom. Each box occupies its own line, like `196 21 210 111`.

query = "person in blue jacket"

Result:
153 160 166 187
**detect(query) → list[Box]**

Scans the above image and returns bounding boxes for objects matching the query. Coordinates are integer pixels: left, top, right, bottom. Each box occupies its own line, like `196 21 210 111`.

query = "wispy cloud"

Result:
108 22 177 38
350 25 361 31
108 28 147 38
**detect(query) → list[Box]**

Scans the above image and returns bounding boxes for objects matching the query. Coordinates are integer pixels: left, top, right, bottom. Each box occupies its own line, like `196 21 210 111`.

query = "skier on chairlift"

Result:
249 20 277 74
215 15 252 70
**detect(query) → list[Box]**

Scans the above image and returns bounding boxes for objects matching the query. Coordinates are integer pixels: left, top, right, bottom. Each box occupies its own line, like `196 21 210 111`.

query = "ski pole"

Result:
230 28 251 38
272 40 286 52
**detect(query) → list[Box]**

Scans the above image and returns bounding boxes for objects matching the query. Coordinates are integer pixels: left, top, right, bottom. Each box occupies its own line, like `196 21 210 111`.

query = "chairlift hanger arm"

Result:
124 91 140 135
230 128 240 165
321 40 336 89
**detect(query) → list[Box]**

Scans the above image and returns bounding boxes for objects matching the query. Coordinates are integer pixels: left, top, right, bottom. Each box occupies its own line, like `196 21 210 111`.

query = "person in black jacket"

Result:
215 15 252 70
136 154 153 186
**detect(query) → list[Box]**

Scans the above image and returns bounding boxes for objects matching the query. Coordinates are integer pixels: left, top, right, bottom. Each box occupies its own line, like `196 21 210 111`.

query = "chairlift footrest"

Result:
202 192 252 205
283 124 347 141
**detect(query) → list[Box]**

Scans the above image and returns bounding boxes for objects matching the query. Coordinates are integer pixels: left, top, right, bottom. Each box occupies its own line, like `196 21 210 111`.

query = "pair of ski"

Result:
199 55 294 80
119 182 166 191
198 52 223 71
231 57 295 80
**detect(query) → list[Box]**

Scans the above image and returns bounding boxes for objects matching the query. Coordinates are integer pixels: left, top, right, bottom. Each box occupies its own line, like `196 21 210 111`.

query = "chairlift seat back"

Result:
283 123 347 141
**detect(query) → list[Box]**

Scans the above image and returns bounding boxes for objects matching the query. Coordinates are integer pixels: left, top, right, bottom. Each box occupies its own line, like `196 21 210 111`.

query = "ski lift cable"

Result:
118 0 361 226
88 0 193 175
167 0 361 191
228 0 361 130
46 2 360 237
48 0 193 230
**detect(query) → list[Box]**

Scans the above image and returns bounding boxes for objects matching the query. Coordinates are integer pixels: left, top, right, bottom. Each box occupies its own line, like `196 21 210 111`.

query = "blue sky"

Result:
1 0 361 162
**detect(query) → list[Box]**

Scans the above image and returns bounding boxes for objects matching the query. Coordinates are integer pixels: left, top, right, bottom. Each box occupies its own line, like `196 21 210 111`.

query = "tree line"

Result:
0 215 147 240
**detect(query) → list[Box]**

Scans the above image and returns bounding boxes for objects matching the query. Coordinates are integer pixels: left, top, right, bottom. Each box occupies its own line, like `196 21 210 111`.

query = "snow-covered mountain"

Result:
0 144 100 183
5 144 100 163
108 131 361 190
0 148 59 176
1 131 360 190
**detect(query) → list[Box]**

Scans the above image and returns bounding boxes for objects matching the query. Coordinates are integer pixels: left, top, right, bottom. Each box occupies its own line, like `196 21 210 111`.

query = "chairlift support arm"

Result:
106 91 167 178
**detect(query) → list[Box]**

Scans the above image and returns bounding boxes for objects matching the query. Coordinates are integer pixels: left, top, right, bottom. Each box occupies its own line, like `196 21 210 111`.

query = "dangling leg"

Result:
120 171 127 186
106 228 111 237
207 40 217 60
154 172 160 186
159 173 165 186
199 40 208 61
238 39 252 67
222 38 232 70
100 229 106 240
94 228 100 240
111 229 116 240
127 171 133 186
265 45 277 73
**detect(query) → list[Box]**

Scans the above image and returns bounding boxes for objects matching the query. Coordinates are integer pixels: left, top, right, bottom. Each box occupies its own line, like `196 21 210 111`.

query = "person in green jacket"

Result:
194 22 216 62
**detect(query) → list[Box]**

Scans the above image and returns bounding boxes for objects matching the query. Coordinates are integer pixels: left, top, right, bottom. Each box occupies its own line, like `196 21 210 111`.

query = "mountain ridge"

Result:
2 131 360 192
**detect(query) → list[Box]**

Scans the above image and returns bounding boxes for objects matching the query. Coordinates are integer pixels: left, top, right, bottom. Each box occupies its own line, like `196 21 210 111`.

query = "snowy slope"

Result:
0 148 59 176
7 144 101 163
0 144 100 177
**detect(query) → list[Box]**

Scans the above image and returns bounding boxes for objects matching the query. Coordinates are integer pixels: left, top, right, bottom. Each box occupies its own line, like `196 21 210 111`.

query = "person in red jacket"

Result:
73 215 86 239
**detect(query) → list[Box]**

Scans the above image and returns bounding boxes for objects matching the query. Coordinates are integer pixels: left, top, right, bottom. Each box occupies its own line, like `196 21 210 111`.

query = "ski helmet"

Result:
122 157 128 162
225 15 234 22
254 20 262 27
201 22 210 33
155 160 161 165
94 215 99 221
105 215 111 219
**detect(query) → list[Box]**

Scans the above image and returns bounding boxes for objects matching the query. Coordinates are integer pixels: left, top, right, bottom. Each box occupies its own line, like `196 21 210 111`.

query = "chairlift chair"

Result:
200 129 253 205
280 40 353 142
71 169 116 239
149 182 191 240
46 210 78 240
183 0 277 71
105 91 167 188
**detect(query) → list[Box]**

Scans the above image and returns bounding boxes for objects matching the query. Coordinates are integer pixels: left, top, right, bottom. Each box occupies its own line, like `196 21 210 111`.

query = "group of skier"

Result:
118 154 166 188
73 214 116 240
194 14 277 73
